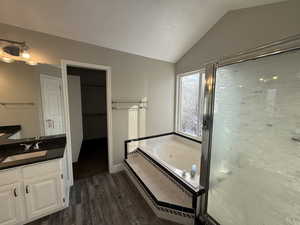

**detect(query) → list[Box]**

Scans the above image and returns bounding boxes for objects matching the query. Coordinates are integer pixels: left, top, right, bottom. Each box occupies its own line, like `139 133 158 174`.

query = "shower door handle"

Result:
203 120 207 129
203 118 209 130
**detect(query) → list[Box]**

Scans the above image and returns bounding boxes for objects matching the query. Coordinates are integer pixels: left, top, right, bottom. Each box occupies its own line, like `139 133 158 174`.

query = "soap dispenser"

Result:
190 164 197 178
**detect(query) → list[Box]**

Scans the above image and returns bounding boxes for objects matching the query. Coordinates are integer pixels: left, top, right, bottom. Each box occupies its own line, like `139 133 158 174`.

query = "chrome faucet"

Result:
20 143 33 151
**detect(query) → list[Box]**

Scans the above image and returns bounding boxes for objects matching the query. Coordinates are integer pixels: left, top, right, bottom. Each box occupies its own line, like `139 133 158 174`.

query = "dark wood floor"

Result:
27 171 179 225
73 138 108 180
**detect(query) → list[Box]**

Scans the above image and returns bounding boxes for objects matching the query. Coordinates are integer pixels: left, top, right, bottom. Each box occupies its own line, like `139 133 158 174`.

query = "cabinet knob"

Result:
13 188 18 197
25 185 30 194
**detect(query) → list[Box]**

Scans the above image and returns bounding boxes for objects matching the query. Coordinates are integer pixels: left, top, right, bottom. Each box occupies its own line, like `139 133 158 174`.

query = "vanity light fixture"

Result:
0 39 28 56
0 38 36 65
1 57 14 63
21 50 31 59
26 61 38 66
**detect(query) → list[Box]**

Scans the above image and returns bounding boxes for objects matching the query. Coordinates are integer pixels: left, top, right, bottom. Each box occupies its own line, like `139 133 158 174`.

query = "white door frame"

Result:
61 60 113 187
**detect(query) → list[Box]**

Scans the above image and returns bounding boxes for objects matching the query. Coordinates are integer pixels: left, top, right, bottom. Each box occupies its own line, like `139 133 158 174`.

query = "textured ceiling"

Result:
0 0 285 62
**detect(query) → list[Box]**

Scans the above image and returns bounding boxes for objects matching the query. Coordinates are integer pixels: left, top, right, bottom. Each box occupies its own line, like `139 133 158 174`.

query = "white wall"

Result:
0 61 42 138
0 22 175 168
67 75 83 163
176 0 300 74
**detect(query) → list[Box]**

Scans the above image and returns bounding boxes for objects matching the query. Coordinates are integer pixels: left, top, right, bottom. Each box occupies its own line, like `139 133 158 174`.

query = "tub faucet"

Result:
33 141 42 150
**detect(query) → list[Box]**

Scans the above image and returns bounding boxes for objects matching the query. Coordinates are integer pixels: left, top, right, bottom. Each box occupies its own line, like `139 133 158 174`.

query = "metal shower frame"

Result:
198 34 300 225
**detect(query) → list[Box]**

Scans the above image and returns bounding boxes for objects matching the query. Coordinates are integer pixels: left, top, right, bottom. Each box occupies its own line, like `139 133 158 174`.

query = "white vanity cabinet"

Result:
24 176 63 221
0 159 66 225
0 182 24 225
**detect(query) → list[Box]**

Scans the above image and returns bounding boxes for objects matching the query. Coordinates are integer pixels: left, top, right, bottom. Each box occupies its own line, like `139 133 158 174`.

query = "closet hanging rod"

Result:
0 102 35 106
112 100 147 104
112 106 147 110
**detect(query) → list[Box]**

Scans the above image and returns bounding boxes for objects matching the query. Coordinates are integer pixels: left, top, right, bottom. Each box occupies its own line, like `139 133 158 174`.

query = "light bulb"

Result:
26 61 38 66
21 50 31 59
2 57 14 63
273 76 278 80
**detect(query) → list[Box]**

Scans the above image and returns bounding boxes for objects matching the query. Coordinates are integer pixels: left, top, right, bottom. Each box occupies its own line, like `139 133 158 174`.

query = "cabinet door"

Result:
24 175 63 220
0 183 23 225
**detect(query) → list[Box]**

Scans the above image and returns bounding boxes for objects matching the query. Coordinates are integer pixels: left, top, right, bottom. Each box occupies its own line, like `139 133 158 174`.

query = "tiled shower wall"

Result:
207 50 300 225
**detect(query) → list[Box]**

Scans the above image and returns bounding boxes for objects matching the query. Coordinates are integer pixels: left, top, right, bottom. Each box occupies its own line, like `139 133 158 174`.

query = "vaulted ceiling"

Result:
0 0 284 62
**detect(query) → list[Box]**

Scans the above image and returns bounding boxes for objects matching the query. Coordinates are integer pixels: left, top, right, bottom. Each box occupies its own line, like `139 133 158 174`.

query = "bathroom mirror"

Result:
0 60 65 142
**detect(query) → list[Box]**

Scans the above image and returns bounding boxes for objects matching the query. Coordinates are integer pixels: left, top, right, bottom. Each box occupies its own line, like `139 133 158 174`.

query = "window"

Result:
176 71 205 139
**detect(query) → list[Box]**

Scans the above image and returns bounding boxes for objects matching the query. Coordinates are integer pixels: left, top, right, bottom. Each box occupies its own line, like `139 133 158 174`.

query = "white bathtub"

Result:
138 134 201 189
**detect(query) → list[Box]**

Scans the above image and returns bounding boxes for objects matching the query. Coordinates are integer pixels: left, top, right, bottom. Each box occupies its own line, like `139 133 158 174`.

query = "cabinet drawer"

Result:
0 168 21 186
23 160 60 179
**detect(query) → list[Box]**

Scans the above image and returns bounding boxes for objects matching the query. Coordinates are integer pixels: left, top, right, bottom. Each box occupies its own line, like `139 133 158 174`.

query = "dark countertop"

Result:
0 125 22 143
0 147 65 170
0 125 66 170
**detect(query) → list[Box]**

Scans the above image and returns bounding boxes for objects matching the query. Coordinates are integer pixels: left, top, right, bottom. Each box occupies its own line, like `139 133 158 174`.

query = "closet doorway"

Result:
62 61 112 184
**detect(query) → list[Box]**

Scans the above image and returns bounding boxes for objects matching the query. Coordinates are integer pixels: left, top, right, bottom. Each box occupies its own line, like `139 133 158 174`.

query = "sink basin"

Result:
2 151 47 163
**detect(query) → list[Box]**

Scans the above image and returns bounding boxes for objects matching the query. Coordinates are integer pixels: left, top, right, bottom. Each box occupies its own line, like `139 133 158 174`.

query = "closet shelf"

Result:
82 113 107 116
81 84 105 88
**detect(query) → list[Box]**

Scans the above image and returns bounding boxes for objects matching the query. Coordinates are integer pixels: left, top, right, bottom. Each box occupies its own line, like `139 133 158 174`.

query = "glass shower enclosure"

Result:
199 36 300 225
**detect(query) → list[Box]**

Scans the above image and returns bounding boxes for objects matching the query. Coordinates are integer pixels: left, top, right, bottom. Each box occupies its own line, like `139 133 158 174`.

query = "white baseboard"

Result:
110 163 124 173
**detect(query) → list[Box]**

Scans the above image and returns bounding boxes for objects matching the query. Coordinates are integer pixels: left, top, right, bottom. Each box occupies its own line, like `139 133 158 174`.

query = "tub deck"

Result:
126 152 193 208
124 132 204 225
136 134 201 190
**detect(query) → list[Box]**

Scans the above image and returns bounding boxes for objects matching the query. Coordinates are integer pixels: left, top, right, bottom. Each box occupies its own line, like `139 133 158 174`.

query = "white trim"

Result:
175 69 205 142
110 163 124 173
176 69 204 77
176 131 202 142
61 60 113 187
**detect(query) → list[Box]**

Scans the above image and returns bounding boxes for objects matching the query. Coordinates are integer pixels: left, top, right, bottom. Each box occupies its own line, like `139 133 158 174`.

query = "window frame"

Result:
175 69 205 141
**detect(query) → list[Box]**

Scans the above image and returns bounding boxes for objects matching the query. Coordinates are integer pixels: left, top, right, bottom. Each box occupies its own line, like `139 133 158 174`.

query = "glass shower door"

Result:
207 50 300 225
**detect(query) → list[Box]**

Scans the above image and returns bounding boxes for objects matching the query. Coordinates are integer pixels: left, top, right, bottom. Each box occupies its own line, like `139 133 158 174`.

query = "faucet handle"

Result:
33 141 42 150
20 143 32 151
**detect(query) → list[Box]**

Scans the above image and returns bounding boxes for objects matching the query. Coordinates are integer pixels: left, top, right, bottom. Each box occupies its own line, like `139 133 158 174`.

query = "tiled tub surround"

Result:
207 50 300 225
127 152 193 208
131 134 202 190
125 152 197 225
124 133 204 225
